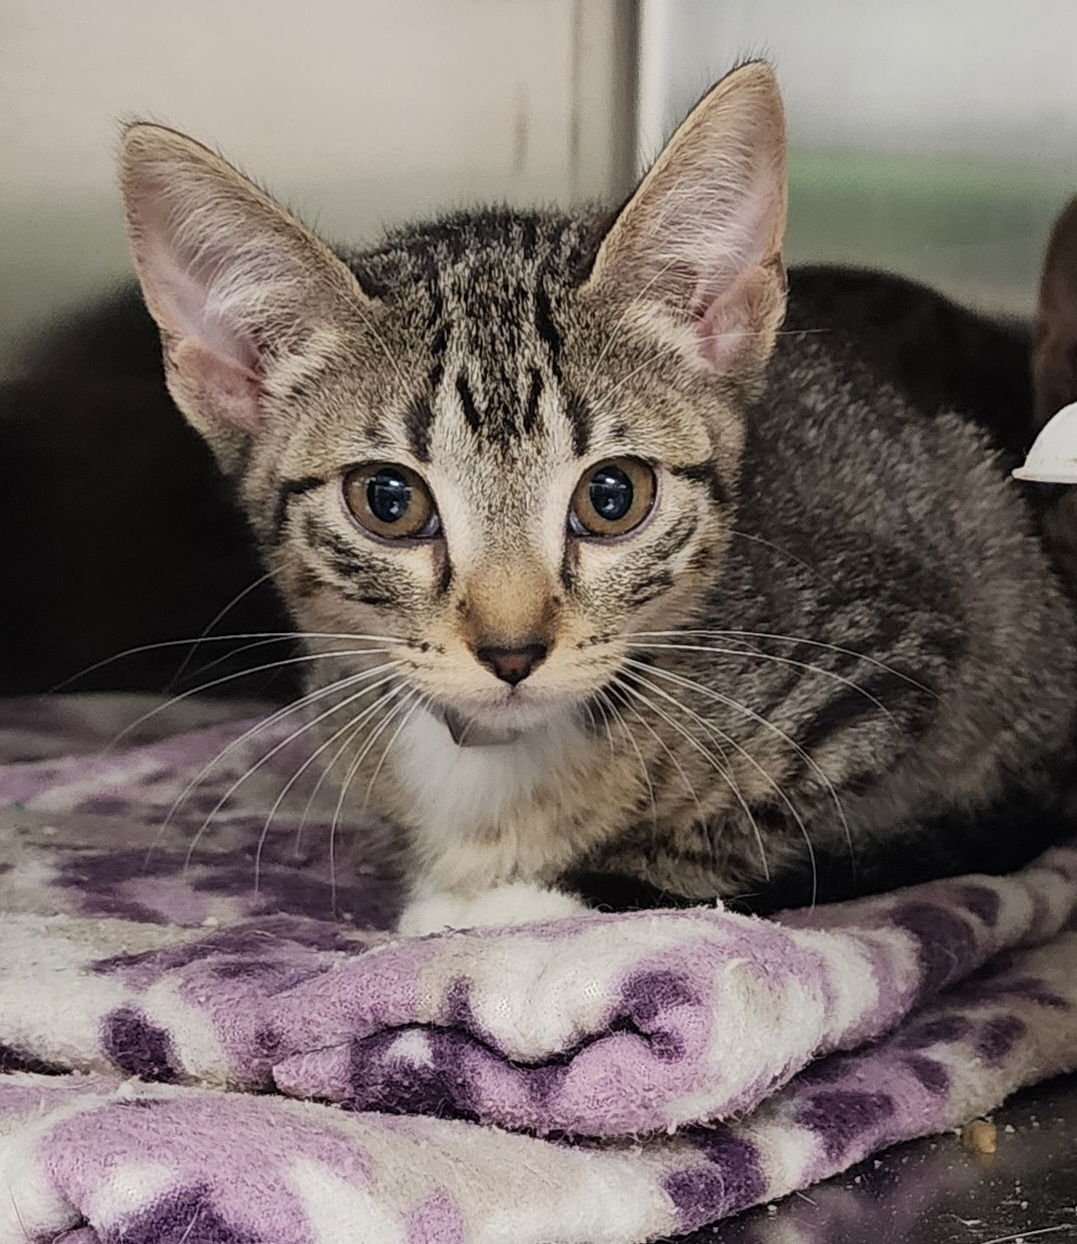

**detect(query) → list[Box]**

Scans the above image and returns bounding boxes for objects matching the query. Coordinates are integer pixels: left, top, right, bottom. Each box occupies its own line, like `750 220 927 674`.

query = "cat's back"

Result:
756 267 1044 546
693 271 1075 901
750 272 1066 622
741 272 1074 834
784 265 1032 459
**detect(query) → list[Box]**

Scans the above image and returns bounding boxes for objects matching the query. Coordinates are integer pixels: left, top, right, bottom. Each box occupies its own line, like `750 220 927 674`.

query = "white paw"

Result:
397 881 587 935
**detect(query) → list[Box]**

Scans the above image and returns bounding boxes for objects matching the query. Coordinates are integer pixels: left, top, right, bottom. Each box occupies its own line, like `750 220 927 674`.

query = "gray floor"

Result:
677 1074 1077 1243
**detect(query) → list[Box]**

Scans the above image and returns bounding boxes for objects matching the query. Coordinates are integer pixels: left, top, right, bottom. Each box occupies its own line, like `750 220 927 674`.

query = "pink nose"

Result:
474 642 549 685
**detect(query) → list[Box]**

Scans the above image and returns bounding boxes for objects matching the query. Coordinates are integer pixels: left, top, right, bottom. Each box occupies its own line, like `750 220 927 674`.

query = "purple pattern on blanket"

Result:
0 695 1073 1244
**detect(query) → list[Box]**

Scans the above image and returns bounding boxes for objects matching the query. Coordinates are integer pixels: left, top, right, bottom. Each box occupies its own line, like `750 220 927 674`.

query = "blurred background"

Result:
2 0 1075 694
5 0 1077 378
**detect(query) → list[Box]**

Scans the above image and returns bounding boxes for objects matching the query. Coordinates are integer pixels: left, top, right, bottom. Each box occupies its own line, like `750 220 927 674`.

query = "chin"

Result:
434 685 583 747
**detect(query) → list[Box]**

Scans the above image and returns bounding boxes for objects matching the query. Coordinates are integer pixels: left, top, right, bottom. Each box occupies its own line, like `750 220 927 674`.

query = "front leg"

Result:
386 704 642 935
397 880 587 935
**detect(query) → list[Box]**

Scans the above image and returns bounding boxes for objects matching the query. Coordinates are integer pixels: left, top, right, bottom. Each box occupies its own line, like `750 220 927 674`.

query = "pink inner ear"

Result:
132 179 262 368
130 185 266 430
694 264 770 374
142 231 261 372
175 339 263 431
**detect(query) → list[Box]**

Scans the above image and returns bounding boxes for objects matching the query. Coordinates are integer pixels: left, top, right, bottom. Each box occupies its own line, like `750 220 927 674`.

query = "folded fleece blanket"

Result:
0 694 1073 1243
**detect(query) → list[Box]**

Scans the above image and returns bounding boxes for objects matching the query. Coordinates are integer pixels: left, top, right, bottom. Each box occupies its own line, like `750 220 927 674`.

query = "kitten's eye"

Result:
342 463 440 540
569 457 656 538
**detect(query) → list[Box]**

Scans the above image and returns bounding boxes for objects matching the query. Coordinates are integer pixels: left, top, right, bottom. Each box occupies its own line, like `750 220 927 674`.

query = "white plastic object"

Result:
1013 401 1077 484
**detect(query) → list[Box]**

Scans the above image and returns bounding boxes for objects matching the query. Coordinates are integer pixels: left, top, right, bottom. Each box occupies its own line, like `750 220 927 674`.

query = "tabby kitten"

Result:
118 63 1076 932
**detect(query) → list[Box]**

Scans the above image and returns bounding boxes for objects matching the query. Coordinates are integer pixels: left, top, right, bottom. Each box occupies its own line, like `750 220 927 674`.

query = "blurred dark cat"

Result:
0 287 293 697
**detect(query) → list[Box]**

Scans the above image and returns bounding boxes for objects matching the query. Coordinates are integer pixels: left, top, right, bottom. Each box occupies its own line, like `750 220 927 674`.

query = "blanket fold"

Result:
0 696 1073 1243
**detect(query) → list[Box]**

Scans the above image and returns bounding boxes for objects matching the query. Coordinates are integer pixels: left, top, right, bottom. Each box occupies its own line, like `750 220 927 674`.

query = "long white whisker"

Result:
328 686 418 913
179 668 401 873
608 684 704 821
179 631 304 687
54 629 410 692
145 664 394 870
361 690 428 811
598 688 657 830
149 659 399 840
613 672 771 881
331 687 414 830
624 640 900 726
106 647 394 754
624 629 935 696
726 528 817 573
292 710 371 860
166 564 282 692
625 663 819 903
589 691 618 754
626 658 843 893
253 677 409 888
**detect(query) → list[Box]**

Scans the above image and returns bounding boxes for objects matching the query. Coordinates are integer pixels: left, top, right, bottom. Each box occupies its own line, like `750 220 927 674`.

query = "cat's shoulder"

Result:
781 265 1032 462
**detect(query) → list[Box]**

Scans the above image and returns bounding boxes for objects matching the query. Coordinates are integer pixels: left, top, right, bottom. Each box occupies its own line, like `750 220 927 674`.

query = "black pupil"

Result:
589 465 633 522
367 470 412 524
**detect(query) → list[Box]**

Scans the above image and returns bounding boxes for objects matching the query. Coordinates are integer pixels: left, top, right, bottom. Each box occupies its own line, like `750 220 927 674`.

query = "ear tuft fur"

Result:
118 124 367 445
587 61 788 377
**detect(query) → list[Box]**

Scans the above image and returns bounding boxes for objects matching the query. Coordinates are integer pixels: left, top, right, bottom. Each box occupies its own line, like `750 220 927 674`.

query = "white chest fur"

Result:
392 705 590 890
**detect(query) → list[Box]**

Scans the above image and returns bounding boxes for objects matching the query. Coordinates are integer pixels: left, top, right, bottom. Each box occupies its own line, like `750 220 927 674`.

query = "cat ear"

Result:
1033 196 1077 429
118 124 369 454
586 61 787 376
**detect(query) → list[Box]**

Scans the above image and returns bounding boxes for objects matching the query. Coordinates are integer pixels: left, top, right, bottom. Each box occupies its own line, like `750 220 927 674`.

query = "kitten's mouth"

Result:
433 691 571 748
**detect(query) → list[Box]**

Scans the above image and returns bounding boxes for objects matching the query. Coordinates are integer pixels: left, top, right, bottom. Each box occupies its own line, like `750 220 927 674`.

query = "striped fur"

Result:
118 64 1077 923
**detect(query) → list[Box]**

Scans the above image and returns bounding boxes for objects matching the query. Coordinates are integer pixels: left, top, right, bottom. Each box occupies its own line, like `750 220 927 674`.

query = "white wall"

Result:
638 0 1077 165
637 0 1077 313
1 0 636 373
8 0 1072 364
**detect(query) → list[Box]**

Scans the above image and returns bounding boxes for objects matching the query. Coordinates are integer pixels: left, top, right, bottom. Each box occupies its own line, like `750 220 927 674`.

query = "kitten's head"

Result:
119 62 786 741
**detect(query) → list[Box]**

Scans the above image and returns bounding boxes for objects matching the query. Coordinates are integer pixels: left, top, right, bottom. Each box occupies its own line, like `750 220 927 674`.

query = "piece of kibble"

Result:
960 1119 998 1155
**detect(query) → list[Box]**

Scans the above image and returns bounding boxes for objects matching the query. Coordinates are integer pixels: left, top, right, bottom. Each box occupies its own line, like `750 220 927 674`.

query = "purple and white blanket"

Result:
0 694 1073 1243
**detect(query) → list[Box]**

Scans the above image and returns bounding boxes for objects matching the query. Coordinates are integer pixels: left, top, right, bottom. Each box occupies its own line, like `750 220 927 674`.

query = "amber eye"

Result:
568 457 656 538
342 463 440 540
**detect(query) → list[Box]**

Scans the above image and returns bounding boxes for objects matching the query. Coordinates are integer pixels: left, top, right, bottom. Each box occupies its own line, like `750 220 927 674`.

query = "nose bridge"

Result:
460 559 558 648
